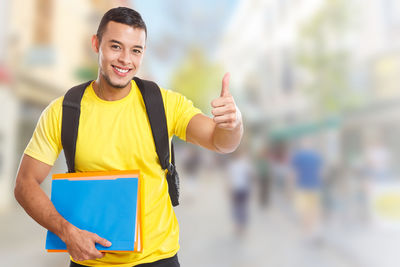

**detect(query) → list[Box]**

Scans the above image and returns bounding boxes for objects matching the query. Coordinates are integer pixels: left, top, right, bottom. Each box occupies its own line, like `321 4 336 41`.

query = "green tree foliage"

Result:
296 0 361 115
170 47 223 114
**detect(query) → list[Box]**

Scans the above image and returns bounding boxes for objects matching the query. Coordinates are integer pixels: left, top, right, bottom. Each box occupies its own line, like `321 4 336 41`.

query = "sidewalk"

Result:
1 169 399 267
176 169 358 267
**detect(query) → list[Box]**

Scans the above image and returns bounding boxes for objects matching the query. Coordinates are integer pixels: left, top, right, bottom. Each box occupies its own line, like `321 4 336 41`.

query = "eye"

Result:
111 45 121 50
133 49 142 54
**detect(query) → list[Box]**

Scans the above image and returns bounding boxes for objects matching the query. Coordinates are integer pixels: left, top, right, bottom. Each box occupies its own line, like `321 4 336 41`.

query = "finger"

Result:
93 234 112 247
72 255 83 262
88 247 104 259
215 122 236 129
211 98 224 108
211 105 236 116
213 113 237 124
211 95 234 108
74 245 102 261
220 72 231 97
93 250 105 259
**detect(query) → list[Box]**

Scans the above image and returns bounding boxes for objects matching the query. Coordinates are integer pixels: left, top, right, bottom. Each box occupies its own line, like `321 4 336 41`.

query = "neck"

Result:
93 76 132 101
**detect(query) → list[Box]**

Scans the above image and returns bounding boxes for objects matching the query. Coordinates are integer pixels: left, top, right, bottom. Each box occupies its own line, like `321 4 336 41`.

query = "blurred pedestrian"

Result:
228 148 253 237
291 138 323 242
255 145 270 208
269 141 294 215
181 145 202 203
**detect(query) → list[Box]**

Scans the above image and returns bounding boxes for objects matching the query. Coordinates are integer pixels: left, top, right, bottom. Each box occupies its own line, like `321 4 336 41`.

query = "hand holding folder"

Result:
61 226 112 261
46 170 142 255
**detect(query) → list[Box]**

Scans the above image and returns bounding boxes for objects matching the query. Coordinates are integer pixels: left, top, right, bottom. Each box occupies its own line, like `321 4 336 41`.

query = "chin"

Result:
103 74 132 89
112 81 131 89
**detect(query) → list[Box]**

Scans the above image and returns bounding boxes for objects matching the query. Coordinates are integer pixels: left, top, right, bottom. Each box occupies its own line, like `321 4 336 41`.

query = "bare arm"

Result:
186 73 243 153
14 154 110 261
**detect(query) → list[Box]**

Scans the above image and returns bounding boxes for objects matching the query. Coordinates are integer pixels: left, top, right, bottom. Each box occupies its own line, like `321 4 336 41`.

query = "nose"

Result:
118 49 130 65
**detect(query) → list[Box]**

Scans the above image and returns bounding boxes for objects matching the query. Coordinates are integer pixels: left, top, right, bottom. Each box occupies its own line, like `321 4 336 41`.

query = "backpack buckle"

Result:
167 163 175 175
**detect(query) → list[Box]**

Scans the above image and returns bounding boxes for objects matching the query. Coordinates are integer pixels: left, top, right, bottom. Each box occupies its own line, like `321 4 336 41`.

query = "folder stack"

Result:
46 170 142 252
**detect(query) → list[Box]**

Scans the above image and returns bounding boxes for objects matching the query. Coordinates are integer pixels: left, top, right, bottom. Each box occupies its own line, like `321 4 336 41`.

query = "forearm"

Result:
14 177 73 241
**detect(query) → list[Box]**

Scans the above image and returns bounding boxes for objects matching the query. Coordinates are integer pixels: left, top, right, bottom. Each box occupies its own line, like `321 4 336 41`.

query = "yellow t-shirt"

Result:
24 80 202 266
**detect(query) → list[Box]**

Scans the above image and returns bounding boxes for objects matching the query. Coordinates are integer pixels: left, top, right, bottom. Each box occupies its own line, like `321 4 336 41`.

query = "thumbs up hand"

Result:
211 73 242 130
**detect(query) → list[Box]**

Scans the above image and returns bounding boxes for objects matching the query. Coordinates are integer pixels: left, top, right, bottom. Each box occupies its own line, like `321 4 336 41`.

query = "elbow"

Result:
14 174 29 205
14 179 23 204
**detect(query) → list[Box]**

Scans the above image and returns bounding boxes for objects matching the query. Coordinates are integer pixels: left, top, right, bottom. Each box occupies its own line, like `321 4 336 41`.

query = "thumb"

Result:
93 234 112 247
220 72 231 97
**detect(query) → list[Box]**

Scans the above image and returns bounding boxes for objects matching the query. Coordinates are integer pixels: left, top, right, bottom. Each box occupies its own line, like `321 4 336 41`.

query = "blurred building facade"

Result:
0 0 17 212
0 0 132 211
341 0 400 172
217 0 400 231
218 0 400 166
7 0 130 105
216 0 324 127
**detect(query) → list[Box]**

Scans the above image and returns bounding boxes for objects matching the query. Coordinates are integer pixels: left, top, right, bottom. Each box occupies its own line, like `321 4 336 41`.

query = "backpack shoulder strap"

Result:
134 76 180 206
133 77 170 170
62 81 92 173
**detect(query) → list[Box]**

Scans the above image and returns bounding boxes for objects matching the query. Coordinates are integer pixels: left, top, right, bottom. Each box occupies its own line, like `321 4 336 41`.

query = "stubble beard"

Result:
101 71 133 89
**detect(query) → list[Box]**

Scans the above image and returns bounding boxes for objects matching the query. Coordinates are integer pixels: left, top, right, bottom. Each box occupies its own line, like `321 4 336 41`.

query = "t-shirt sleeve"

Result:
24 97 63 166
162 89 202 141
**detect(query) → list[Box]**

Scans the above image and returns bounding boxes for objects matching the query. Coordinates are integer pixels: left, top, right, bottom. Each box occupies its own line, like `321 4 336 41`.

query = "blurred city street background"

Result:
1 0 400 266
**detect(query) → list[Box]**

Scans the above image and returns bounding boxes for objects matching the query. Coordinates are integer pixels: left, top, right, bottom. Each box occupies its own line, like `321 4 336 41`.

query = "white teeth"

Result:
115 66 129 73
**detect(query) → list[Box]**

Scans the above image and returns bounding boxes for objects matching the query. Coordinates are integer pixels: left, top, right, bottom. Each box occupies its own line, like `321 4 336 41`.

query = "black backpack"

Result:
61 77 180 206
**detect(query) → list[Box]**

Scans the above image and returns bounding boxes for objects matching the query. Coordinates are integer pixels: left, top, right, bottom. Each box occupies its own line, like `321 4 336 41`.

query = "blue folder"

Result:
46 171 141 252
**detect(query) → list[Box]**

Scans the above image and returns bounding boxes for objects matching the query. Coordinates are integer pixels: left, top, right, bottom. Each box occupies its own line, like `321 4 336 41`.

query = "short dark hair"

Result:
96 7 147 43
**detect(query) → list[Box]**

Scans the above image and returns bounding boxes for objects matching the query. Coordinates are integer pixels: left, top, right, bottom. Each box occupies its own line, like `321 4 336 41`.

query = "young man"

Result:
14 7 243 267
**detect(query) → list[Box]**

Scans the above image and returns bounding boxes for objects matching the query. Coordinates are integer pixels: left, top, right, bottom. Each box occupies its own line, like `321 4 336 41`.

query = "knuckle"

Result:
225 96 233 103
217 123 225 128
87 253 97 260
71 253 81 261
91 253 99 259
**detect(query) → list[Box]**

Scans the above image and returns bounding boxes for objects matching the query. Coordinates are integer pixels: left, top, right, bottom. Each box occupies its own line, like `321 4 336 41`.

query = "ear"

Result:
91 34 100 53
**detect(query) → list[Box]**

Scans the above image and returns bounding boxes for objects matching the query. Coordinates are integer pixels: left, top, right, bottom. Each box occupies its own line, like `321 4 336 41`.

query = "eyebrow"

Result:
109 39 144 50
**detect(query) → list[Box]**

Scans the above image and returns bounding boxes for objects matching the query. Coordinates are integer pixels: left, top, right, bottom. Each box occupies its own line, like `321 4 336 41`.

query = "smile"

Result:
112 65 132 76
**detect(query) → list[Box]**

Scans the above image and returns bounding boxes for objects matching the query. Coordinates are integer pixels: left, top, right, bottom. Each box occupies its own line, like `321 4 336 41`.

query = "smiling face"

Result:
92 21 146 89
